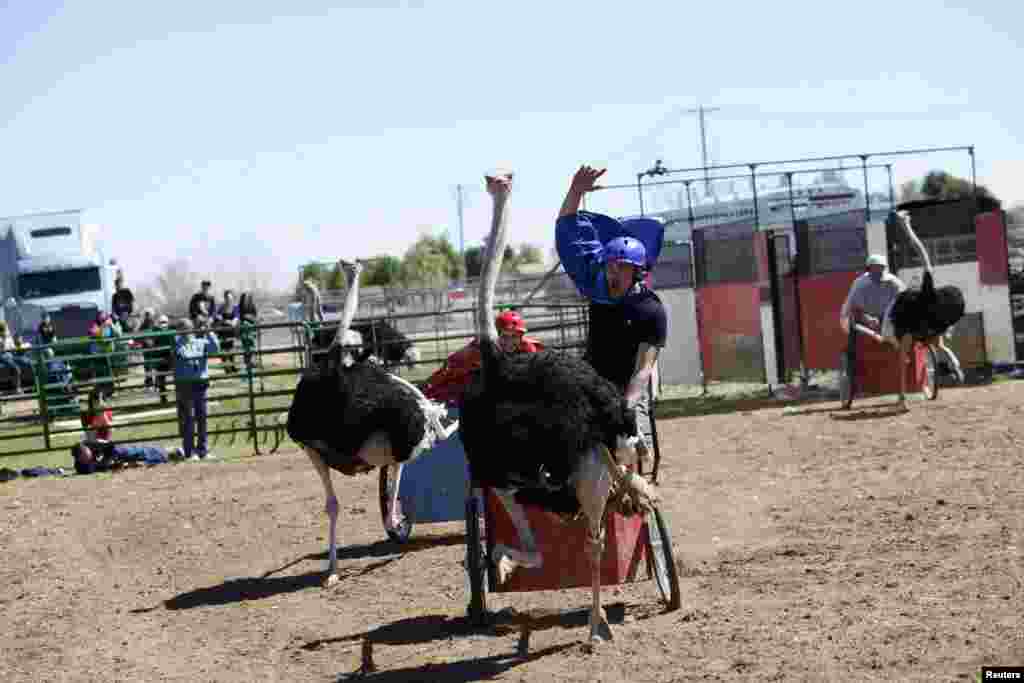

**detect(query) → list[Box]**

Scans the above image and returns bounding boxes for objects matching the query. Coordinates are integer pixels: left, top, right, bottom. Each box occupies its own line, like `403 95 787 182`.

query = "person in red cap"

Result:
423 310 544 405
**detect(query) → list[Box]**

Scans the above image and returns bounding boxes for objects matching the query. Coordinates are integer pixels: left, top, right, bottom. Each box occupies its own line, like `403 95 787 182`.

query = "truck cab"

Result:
0 210 117 341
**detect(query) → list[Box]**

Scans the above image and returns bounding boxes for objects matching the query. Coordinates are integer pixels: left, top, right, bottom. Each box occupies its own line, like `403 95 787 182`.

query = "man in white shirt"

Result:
839 254 906 406
840 254 906 340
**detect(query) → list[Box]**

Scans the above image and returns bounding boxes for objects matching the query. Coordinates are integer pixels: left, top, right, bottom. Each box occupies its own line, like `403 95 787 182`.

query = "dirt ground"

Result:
1 382 1022 682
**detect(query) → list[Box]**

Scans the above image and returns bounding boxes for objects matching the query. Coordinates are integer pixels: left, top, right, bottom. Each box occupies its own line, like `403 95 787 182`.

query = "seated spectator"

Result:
0 321 33 393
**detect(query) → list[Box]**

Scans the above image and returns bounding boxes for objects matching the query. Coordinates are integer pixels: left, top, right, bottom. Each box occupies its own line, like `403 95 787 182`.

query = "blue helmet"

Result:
604 236 647 268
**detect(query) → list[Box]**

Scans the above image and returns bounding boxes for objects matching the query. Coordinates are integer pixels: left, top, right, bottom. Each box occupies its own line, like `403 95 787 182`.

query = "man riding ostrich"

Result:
459 171 658 647
286 260 453 587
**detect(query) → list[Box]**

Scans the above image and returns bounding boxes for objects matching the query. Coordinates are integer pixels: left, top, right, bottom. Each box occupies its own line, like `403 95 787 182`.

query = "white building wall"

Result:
658 288 702 386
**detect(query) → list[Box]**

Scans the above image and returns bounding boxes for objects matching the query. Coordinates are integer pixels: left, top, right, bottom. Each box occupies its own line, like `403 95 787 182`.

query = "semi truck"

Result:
0 209 119 341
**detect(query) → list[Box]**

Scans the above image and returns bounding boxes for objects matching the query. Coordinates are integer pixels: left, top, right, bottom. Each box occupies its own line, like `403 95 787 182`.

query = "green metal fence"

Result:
0 303 589 466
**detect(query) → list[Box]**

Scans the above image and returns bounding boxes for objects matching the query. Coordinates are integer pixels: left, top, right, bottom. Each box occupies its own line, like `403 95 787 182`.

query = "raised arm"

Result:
555 166 613 302
558 165 606 218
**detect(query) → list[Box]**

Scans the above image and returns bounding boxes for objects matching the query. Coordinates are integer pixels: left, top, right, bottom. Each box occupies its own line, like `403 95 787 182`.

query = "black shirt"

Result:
584 287 667 391
111 288 134 320
189 292 216 320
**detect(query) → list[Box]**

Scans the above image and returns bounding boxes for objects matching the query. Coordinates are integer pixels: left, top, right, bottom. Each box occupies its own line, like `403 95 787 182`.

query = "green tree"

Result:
295 262 329 297
517 243 543 265
899 171 1001 211
464 246 484 279
326 262 347 291
401 234 464 286
360 256 403 287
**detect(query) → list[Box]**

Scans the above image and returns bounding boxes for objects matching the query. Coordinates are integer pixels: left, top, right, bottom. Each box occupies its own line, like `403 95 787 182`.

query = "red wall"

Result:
696 282 763 381
976 210 1009 286
797 270 860 370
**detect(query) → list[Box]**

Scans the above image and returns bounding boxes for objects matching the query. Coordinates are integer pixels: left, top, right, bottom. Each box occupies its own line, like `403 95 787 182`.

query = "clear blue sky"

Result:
1 1 1021 290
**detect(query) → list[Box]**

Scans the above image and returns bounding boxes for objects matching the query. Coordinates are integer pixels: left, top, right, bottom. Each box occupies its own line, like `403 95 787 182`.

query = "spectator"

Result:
81 388 114 442
88 312 120 399
188 280 216 323
71 441 183 475
238 292 259 374
111 271 135 323
37 313 56 345
215 290 240 374
0 320 32 393
152 314 174 404
138 308 158 390
174 317 220 460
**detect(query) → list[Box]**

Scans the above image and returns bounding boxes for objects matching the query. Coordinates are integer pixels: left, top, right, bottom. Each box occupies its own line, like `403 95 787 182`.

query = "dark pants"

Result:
176 381 210 458
0 353 32 389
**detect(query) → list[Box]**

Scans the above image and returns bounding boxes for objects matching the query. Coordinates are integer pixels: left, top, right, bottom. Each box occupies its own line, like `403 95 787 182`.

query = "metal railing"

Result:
0 302 590 462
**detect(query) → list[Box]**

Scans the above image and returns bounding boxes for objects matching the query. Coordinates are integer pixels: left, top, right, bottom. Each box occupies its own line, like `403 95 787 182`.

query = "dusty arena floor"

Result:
2 383 1022 682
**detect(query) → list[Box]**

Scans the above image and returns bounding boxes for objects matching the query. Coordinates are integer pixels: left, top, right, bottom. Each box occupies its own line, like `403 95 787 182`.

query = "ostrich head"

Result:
402 345 420 369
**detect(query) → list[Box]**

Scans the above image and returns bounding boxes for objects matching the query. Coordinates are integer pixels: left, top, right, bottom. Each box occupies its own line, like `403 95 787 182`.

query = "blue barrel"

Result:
398 406 469 524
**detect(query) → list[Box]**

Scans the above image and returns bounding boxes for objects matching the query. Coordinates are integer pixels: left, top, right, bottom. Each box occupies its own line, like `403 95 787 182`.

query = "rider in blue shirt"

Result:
555 165 667 464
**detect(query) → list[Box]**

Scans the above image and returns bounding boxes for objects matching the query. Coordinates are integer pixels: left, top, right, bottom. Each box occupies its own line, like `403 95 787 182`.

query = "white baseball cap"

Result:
865 254 887 267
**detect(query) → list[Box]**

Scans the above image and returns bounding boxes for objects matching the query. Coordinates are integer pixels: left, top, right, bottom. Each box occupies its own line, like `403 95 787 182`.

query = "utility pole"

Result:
456 183 466 277
685 105 721 197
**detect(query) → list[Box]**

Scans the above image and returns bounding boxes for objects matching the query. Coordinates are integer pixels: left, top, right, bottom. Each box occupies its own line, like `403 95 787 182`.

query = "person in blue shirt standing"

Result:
174 316 220 460
555 164 667 466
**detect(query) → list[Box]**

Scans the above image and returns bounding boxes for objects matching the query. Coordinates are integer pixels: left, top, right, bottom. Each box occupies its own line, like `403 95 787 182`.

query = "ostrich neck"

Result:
477 192 510 346
899 213 933 275
332 267 362 345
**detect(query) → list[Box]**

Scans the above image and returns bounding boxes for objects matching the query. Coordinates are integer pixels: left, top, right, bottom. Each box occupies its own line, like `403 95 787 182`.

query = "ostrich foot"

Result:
492 544 542 585
323 572 340 588
586 607 613 648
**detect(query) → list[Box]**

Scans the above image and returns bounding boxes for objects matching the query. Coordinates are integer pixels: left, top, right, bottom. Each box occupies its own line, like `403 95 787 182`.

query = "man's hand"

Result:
559 165 607 218
571 165 606 194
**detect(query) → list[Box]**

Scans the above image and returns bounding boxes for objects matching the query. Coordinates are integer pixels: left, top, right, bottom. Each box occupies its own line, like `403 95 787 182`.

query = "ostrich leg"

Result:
934 335 965 383
384 463 405 531
492 489 543 584
574 446 615 645
305 447 341 587
898 335 912 410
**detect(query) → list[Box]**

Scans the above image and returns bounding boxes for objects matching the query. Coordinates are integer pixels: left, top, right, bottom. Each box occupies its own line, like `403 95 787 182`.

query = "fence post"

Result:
248 338 261 455
35 347 51 450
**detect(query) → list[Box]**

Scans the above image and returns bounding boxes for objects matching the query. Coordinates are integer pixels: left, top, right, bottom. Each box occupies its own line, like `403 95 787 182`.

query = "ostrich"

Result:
350 319 420 369
884 205 967 407
459 173 657 646
286 260 455 587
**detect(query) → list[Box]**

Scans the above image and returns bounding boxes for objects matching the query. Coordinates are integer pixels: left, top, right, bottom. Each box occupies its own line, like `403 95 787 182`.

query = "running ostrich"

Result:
884 204 966 407
286 260 454 587
460 172 657 646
